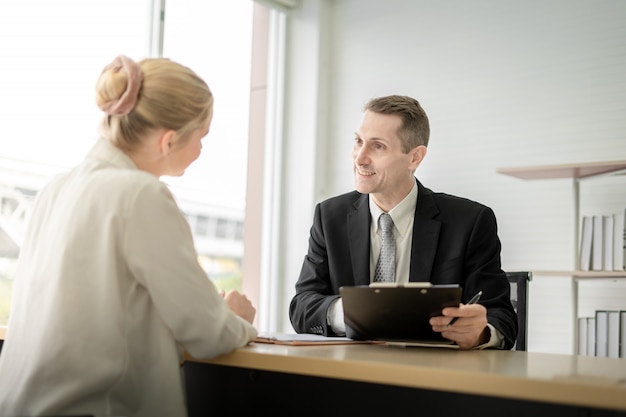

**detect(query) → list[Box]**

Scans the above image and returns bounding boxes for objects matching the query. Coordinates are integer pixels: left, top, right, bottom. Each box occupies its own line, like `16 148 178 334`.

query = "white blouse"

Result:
0 139 257 417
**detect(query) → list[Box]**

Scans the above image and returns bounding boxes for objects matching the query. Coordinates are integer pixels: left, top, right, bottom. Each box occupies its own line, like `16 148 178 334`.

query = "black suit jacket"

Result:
289 179 518 349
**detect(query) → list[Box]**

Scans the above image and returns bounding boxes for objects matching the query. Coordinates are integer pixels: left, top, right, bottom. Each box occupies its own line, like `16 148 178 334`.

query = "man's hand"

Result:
429 303 489 349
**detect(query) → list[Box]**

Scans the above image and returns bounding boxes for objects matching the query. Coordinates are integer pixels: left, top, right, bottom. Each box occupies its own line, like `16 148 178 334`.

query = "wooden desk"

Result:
184 342 626 417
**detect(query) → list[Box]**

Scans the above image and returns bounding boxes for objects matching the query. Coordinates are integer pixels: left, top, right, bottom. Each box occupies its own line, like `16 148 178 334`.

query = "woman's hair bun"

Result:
95 55 143 116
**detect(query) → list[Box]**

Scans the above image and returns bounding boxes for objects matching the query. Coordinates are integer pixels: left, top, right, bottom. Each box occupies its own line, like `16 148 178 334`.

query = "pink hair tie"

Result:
99 55 143 116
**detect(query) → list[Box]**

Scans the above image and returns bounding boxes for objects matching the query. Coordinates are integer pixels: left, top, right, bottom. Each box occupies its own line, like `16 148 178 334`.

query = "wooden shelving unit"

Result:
497 160 626 275
531 270 626 278
497 160 626 353
496 160 626 181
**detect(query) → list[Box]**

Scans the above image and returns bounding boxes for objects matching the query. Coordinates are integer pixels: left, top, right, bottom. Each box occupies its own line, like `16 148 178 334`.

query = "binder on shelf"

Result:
603 215 614 271
579 215 593 271
591 215 604 271
577 317 588 356
586 317 596 357
614 209 625 271
607 310 620 358
619 310 626 358
595 310 608 357
622 209 626 271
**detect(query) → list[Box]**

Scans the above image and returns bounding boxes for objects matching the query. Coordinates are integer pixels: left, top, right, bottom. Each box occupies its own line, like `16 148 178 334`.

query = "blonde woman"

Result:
0 55 257 417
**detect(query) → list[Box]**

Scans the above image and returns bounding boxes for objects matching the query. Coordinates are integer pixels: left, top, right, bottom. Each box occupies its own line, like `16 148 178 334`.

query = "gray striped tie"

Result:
374 213 395 282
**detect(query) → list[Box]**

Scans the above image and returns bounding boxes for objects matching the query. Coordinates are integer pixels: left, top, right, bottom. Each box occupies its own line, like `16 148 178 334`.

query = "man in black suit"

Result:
289 95 517 350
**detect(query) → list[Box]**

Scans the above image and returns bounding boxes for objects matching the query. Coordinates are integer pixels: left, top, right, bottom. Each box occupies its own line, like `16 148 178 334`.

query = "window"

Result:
0 0 256 325
195 215 210 236
158 0 254 294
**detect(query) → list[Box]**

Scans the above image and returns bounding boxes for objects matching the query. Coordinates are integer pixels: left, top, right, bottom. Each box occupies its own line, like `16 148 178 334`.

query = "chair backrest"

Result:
506 271 532 351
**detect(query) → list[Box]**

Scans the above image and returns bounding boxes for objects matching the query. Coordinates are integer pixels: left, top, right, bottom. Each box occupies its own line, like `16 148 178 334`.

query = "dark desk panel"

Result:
185 361 623 417
184 342 626 417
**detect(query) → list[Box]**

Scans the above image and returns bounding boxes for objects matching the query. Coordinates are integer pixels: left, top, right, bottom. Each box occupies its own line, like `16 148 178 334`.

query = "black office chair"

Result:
506 271 532 351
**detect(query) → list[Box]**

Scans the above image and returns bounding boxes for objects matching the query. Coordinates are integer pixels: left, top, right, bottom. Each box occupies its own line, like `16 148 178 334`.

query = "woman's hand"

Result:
222 289 256 324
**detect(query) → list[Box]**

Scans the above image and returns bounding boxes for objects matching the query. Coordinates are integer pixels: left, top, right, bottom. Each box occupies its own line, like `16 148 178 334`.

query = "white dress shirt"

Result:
0 139 257 417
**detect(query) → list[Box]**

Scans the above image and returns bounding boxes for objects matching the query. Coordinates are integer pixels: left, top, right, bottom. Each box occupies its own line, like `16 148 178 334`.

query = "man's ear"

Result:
409 145 427 170
158 130 177 156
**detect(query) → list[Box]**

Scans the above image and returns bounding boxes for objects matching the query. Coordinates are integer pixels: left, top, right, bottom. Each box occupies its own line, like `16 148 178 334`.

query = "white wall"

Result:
277 0 626 354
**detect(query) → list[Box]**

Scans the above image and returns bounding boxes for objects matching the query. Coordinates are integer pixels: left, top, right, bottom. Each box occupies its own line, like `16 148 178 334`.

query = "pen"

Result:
447 290 482 326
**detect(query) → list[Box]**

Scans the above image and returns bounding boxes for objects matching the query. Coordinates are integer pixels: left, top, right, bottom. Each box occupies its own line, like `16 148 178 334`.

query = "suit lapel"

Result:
347 194 371 286
409 181 441 282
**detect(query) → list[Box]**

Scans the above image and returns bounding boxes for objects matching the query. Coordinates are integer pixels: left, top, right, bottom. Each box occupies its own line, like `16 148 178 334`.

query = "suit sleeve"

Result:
462 206 518 349
289 203 341 335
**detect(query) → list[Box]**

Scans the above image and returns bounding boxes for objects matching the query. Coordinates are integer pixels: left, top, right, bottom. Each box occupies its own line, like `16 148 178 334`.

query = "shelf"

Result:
496 160 626 272
532 270 626 278
496 160 626 180
498 160 626 354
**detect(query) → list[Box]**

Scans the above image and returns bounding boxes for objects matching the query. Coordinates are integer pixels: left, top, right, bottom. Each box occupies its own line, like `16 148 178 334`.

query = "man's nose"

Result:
354 147 369 164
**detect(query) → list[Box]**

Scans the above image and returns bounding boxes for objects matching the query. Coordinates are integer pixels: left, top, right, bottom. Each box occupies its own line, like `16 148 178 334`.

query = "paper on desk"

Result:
254 332 380 346
384 340 460 349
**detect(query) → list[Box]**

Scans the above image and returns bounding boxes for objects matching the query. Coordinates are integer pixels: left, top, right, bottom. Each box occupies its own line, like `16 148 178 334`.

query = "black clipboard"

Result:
340 283 462 346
